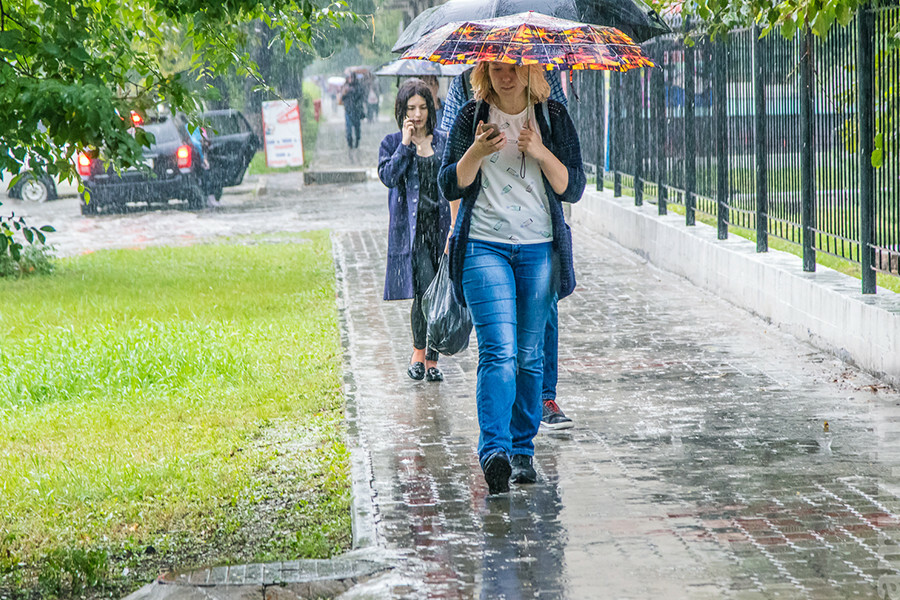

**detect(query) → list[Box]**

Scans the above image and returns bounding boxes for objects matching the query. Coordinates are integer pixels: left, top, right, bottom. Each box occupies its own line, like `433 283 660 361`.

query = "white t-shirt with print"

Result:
468 105 553 245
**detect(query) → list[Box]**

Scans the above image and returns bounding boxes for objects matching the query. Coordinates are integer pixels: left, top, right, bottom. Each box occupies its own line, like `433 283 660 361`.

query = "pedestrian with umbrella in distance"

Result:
404 11 654 495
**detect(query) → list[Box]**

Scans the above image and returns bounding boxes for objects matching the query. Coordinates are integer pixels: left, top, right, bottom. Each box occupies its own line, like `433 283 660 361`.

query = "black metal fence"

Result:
571 3 900 292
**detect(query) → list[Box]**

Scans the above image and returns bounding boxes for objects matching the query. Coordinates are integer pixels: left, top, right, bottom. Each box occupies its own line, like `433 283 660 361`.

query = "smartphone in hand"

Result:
483 123 502 141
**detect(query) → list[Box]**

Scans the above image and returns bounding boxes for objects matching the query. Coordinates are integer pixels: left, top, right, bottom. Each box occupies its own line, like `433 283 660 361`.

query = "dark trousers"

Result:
344 111 361 148
410 210 442 362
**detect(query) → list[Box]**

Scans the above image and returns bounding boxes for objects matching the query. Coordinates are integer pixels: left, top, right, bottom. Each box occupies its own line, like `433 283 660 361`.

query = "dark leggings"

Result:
411 211 442 363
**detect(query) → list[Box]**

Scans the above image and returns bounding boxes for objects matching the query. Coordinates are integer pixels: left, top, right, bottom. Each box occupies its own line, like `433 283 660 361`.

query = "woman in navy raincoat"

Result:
378 79 451 382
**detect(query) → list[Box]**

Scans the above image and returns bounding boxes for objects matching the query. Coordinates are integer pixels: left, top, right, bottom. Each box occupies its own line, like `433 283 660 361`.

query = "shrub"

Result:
0 201 55 278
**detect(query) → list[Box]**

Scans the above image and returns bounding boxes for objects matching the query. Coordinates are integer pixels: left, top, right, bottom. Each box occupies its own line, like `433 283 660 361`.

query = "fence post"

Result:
754 25 768 253
715 33 729 240
596 70 606 191
858 8 876 293
654 60 667 215
684 25 696 226
800 26 816 272
613 73 622 197
633 70 644 206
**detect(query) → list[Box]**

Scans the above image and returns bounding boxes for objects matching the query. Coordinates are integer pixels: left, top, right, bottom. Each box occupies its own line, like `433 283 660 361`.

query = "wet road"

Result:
17 115 900 599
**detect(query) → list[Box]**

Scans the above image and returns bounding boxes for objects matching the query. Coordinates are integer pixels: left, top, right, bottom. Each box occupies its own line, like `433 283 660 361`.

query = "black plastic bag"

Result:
421 254 473 356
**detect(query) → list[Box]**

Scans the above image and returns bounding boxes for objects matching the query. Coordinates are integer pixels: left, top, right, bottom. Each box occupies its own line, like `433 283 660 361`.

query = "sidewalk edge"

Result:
331 232 380 550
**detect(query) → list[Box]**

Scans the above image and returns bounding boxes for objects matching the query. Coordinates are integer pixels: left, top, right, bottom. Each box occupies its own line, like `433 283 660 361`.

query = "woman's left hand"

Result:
517 120 547 161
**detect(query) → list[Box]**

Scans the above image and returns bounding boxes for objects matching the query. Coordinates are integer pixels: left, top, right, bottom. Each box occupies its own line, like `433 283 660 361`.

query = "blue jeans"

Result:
462 239 554 464
542 293 559 401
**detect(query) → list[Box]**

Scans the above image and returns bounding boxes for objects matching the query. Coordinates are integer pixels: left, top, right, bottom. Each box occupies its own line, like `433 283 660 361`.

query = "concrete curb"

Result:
303 170 368 185
571 188 900 388
121 550 391 600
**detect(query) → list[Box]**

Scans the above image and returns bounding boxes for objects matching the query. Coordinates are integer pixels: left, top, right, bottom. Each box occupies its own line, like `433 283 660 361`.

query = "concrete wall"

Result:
571 188 900 388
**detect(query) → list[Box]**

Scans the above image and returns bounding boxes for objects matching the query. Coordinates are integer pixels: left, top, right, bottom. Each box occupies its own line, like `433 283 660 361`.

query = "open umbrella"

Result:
401 11 654 72
402 11 653 176
392 0 669 54
374 58 471 78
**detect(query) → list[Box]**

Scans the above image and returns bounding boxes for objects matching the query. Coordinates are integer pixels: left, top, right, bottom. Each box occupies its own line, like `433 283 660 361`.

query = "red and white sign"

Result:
262 99 304 168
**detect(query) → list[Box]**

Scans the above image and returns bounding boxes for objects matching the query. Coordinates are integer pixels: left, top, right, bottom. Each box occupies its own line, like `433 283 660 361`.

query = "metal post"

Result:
684 24 696 226
859 8 876 293
596 71 606 191
613 74 622 197
715 34 729 240
754 25 768 252
654 62 667 214
633 70 644 206
800 26 816 272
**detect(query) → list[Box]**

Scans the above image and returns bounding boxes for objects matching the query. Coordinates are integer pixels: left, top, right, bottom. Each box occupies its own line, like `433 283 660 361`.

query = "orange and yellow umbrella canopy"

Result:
400 11 654 72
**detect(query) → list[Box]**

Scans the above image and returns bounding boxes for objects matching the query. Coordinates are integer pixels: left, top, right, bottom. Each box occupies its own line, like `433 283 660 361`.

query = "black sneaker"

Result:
541 399 574 430
510 454 537 484
482 452 511 495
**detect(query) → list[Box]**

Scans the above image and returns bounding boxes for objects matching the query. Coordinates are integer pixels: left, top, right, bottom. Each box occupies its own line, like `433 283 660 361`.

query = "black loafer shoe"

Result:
407 362 425 380
482 452 511 495
425 366 443 382
510 454 537 484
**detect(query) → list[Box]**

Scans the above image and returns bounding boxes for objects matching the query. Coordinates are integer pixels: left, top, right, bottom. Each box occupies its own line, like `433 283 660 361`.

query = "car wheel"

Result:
17 174 55 203
80 196 98 216
186 185 206 210
214 186 223 201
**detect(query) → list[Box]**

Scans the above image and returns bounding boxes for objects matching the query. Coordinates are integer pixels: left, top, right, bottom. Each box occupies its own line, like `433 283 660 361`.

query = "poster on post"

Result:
262 99 304 168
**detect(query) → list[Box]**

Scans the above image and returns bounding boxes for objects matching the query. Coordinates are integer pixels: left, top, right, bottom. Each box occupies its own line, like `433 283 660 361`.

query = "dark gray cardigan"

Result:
437 98 586 306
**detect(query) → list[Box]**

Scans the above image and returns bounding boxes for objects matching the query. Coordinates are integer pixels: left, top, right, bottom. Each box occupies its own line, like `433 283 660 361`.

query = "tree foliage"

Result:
0 0 355 184
652 0 898 40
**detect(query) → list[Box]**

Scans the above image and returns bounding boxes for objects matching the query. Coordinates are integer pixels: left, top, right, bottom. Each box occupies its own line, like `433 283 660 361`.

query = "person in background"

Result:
420 76 444 134
438 62 585 495
185 122 218 208
378 79 451 383
366 78 381 123
340 73 365 149
440 69 575 431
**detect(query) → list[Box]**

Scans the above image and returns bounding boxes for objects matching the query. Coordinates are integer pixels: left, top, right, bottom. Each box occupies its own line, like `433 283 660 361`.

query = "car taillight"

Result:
176 144 192 170
77 153 92 176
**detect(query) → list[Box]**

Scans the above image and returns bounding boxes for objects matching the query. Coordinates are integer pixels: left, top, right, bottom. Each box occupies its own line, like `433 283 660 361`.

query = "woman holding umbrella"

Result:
378 78 451 382
439 61 585 494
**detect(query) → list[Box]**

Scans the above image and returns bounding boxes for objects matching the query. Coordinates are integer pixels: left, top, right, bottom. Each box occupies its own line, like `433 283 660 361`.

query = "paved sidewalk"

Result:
336 214 900 598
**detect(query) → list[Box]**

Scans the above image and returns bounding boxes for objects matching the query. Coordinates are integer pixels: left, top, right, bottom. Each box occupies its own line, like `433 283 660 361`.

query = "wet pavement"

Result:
338 214 900 599
15 115 900 599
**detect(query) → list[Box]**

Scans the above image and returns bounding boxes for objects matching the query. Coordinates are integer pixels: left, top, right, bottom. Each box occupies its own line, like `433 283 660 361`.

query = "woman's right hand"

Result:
401 117 415 146
470 121 506 159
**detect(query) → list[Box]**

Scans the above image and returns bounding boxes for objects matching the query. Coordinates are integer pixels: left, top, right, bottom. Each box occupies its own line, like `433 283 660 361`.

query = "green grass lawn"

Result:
0 234 350 598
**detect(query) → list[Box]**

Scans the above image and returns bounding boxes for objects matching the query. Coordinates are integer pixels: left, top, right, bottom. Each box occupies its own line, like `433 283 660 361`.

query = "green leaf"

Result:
39 225 56 232
781 18 798 39
836 3 852 26
872 133 884 168
23 228 34 244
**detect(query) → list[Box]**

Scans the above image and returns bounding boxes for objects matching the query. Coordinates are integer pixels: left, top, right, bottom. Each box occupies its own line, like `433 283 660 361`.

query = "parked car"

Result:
77 109 259 215
78 114 206 214
200 109 260 196
6 171 58 203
